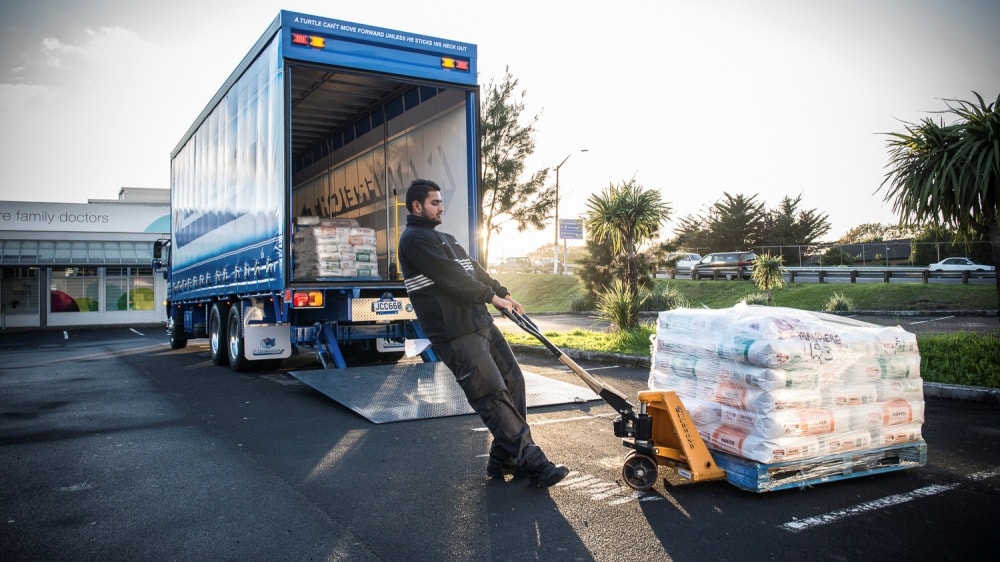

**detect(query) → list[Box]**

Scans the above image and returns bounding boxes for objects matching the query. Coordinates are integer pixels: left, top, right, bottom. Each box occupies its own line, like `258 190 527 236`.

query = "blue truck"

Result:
153 11 480 371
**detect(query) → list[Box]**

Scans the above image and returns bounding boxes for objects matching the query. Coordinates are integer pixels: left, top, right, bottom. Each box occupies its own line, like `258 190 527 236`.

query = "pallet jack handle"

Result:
501 310 726 490
501 309 638 421
502 309 727 488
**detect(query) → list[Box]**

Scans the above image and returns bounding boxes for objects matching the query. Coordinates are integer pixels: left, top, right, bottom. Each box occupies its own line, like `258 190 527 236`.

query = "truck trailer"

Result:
153 11 480 371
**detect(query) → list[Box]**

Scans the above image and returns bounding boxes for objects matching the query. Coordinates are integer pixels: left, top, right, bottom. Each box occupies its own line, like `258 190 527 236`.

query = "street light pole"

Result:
553 149 587 274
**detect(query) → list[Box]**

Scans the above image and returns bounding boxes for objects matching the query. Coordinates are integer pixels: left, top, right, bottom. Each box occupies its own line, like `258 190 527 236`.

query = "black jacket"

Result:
398 214 509 343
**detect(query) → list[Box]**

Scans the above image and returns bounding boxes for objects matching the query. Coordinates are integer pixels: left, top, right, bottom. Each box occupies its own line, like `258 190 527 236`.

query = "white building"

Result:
0 188 169 330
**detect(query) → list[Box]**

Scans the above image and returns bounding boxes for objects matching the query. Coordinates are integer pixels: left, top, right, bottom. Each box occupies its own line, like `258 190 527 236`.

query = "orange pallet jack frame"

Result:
503 310 725 490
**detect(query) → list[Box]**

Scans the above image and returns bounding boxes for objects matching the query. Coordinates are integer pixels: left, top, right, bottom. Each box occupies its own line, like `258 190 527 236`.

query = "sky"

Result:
1 0 998 258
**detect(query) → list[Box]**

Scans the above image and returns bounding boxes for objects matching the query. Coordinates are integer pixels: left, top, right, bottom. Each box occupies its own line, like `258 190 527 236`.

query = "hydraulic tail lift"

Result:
503 310 726 490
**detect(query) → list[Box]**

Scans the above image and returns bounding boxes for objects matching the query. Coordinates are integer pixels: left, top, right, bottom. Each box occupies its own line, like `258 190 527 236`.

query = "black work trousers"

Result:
433 323 548 470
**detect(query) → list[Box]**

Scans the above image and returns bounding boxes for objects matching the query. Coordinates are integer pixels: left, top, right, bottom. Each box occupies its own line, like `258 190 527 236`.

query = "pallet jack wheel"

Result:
622 452 658 491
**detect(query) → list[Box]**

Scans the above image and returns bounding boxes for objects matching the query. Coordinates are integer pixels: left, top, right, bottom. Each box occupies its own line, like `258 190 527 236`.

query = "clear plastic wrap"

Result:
649 304 924 464
292 218 381 279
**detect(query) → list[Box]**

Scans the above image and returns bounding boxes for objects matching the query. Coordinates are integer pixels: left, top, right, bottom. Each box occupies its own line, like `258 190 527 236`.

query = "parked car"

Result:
492 257 533 275
665 252 702 271
532 258 555 273
928 257 995 272
691 251 757 280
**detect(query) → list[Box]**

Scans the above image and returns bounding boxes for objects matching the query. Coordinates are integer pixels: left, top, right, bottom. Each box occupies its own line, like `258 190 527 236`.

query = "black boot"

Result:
529 462 570 487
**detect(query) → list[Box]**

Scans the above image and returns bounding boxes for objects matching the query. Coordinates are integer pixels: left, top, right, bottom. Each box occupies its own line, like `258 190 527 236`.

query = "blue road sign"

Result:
559 219 583 240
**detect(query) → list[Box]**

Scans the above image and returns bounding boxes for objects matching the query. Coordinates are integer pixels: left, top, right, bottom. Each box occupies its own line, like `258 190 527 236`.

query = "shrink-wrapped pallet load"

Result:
649 304 924 465
292 217 379 279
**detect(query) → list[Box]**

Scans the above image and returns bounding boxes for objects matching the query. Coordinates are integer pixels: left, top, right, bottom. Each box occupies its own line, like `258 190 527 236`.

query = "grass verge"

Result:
497 274 999 313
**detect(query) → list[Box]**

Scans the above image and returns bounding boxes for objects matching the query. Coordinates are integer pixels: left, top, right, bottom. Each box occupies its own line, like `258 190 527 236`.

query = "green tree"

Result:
576 241 616 303
666 214 713 255
670 193 766 254
751 253 785 305
577 238 656 305
880 92 1000 313
838 222 920 244
583 179 672 298
708 193 767 251
818 246 855 266
479 68 551 267
762 195 831 266
909 225 954 266
595 278 649 333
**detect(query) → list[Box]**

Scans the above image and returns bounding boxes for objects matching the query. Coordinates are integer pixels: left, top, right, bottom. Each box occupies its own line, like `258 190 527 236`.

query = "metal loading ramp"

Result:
289 362 600 424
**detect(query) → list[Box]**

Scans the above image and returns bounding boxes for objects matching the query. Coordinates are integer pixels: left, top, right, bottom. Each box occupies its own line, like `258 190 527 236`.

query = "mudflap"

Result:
243 324 293 361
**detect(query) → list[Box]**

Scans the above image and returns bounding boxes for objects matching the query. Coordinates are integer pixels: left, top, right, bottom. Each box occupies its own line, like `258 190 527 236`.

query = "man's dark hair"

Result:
405 179 441 213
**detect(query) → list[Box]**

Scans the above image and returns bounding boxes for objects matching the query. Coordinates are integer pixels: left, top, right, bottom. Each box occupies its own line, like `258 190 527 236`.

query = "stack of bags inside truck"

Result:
292 217 378 279
650 304 924 471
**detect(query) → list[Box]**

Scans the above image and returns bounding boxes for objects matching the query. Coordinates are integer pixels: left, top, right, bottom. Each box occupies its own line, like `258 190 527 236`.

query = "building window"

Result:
50 267 99 313
106 266 155 311
1 267 40 314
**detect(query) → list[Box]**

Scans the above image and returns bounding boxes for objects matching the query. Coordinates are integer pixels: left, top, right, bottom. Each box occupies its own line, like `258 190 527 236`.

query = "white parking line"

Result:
780 467 1000 533
908 315 955 325
781 484 960 532
967 468 1000 481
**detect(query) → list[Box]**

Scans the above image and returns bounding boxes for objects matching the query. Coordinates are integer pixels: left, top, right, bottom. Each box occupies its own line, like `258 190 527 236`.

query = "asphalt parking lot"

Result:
1 324 998 561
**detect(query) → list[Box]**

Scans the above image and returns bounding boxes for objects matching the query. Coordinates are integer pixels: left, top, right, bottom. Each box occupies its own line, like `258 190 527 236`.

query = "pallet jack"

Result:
503 309 726 490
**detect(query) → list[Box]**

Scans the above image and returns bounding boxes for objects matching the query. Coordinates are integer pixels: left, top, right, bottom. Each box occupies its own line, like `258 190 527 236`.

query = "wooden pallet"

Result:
713 440 927 493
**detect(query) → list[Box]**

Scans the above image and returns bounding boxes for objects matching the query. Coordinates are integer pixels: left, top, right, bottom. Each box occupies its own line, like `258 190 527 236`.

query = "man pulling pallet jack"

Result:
397 179 570 487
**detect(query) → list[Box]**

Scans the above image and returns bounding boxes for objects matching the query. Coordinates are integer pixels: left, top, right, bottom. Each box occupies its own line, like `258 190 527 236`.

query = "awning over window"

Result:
0 240 153 265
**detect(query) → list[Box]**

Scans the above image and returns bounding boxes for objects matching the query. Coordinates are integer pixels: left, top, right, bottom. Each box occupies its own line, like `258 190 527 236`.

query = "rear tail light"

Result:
291 291 324 308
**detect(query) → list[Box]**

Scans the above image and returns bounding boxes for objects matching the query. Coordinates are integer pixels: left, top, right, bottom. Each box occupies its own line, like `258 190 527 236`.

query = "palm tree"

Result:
751 253 785 305
880 91 1000 317
584 179 672 297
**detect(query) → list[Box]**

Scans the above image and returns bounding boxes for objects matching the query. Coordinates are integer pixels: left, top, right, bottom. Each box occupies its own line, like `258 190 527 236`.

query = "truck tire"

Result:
167 317 188 350
209 303 229 366
226 303 249 372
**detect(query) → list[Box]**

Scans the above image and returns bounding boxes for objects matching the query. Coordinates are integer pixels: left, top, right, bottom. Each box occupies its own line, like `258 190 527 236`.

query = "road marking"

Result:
59 482 97 492
476 462 663 505
968 468 1000 481
130 328 145 336
779 467 999 533
908 315 954 325
781 484 959 532
556 472 664 505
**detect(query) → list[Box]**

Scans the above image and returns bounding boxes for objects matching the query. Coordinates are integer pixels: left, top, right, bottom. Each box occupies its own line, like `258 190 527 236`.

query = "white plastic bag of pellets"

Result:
649 304 924 464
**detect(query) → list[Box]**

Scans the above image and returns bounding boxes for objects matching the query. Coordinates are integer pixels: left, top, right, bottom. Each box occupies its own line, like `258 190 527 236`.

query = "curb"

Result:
922 382 1000 404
